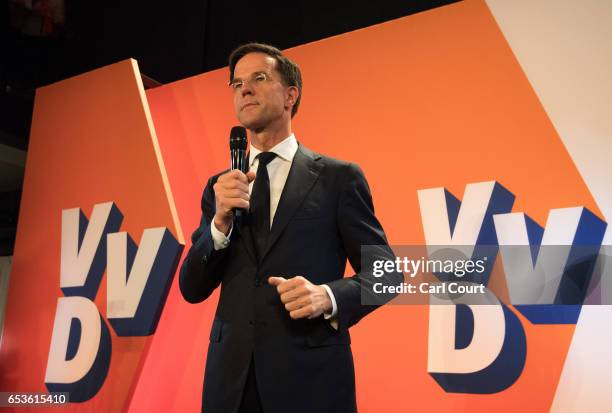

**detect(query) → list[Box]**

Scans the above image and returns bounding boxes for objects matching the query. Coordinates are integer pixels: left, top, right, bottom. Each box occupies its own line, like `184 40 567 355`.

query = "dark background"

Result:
0 0 458 255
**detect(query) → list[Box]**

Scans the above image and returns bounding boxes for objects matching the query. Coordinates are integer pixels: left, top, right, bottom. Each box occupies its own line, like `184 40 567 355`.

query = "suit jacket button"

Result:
201 254 208 264
249 320 255 326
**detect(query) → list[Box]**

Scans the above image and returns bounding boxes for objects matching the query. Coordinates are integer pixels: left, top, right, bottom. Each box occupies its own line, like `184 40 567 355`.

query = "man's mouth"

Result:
241 102 258 111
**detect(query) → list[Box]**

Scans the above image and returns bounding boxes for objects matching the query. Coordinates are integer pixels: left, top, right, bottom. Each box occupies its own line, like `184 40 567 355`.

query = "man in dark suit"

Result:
179 43 400 413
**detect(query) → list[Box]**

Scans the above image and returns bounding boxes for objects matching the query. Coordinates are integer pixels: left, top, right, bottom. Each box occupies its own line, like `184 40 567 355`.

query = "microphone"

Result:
229 126 248 217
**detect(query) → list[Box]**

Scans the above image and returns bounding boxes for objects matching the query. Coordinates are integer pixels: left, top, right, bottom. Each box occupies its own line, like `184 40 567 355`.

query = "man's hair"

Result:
229 43 302 118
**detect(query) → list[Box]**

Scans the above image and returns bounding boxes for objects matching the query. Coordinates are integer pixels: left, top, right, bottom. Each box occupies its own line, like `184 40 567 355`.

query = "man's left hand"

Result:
269 276 332 320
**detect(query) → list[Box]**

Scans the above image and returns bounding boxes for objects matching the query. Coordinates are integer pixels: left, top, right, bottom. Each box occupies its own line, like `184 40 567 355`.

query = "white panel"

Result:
549 306 612 412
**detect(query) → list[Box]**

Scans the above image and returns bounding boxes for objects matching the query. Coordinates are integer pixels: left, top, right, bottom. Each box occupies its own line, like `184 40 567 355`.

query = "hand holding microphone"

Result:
212 126 255 235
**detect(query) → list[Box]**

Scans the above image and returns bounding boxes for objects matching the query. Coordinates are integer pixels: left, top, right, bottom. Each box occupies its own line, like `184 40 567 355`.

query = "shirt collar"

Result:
249 134 298 166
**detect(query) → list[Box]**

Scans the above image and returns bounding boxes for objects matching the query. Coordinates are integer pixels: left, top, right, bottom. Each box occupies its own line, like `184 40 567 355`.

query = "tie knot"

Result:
257 152 277 168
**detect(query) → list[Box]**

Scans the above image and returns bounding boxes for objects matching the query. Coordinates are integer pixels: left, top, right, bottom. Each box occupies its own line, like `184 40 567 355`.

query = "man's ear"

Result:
286 86 299 109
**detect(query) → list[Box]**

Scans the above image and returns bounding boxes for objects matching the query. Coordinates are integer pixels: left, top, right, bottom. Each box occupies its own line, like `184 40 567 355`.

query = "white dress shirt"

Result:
210 134 338 319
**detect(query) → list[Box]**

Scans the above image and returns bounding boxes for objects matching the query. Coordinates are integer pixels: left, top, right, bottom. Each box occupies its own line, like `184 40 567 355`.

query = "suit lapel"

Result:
260 144 323 262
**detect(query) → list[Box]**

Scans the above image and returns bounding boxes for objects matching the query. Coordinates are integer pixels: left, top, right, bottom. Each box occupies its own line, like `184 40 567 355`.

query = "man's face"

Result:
231 52 292 132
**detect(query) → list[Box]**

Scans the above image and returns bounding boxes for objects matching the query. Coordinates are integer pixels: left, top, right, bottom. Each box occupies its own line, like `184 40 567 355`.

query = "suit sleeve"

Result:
179 176 229 303
326 163 402 329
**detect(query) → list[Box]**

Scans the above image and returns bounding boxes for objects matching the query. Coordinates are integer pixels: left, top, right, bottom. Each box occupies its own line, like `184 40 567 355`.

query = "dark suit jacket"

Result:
179 144 400 413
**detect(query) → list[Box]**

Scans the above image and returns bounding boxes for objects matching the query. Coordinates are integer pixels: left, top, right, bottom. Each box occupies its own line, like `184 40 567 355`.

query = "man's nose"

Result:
241 81 254 96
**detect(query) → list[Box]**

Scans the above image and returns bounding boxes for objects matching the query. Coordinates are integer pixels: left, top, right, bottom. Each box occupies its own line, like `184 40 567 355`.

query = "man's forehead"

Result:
234 52 277 76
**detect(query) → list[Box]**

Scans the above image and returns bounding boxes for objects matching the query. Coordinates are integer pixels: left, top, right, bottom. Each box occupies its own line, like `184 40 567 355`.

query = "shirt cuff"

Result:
211 221 232 250
321 284 338 318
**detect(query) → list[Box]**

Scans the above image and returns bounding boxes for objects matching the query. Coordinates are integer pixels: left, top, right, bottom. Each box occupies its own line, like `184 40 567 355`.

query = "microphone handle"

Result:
230 148 247 217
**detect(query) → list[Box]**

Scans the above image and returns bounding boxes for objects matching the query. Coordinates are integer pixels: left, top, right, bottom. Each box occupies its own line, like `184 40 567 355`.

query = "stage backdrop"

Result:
1 0 611 412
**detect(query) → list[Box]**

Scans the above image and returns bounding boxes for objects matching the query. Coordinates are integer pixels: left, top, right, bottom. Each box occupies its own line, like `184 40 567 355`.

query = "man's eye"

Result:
231 81 243 90
254 74 267 82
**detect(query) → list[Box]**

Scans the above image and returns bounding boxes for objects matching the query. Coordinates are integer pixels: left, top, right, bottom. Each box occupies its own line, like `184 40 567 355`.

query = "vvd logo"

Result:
418 181 607 394
44 202 183 401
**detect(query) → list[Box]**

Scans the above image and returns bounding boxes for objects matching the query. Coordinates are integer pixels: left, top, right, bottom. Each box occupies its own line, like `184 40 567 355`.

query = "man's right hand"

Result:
212 170 256 235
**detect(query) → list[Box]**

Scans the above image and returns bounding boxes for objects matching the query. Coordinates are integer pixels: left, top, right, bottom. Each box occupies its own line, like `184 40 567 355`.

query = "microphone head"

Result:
229 126 247 150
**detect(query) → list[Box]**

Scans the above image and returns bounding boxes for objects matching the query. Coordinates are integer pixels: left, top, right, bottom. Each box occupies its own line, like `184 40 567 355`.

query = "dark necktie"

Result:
250 152 277 261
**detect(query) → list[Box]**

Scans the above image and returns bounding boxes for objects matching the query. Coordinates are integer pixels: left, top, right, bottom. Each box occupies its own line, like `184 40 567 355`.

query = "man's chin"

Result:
238 116 265 132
